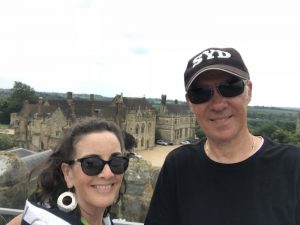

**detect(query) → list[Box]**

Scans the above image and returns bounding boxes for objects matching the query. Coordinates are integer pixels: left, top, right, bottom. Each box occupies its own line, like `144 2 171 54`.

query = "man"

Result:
144 47 300 225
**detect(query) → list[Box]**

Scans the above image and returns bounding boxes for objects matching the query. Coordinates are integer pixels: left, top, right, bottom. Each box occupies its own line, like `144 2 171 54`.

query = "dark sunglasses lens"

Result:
81 157 103 176
109 157 129 174
187 86 212 104
218 79 245 97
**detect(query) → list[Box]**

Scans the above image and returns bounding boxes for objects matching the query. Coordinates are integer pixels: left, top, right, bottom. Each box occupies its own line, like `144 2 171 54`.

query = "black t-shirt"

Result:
145 136 300 225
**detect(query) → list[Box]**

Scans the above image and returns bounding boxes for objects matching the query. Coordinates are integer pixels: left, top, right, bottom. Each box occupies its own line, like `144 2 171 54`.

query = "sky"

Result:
0 0 299 108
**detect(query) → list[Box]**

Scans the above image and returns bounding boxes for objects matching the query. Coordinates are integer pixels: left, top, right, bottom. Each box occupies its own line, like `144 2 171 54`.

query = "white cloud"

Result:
0 0 299 107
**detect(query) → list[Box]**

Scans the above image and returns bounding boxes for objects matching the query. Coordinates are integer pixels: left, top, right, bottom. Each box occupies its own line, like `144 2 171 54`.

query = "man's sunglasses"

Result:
187 78 246 104
67 155 129 176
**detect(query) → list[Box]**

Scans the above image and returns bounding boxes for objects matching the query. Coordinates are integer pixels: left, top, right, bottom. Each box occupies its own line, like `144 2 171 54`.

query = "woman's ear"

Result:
61 163 74 189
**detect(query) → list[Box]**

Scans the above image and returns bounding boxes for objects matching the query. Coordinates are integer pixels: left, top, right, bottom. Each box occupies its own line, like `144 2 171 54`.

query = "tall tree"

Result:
0 81 38 124
8 81 38 111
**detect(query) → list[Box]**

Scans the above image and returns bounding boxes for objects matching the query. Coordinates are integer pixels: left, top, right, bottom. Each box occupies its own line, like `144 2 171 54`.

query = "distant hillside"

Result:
248 106 299 123
0 88 185 104
0 88 11 100
36 91 113 101
0 88 112 101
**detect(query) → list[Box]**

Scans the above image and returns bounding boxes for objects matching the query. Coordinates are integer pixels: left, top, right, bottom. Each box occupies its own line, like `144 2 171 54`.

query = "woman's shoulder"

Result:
20 198 83 225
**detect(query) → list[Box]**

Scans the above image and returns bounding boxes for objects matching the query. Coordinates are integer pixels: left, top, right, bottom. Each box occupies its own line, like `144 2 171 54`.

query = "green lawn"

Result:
0 124 9 129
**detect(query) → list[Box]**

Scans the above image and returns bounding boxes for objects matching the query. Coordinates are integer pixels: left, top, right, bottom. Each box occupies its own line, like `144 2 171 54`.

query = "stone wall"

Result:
0 152 30 225
111 158 160 222
0 153 159 224
0 152 29 209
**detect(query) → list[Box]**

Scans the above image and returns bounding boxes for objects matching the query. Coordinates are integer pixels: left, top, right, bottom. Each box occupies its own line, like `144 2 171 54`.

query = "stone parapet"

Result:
111 158 159 223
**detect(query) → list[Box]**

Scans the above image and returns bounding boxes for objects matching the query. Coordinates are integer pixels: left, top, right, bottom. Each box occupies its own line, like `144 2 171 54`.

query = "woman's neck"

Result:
80 207 104 225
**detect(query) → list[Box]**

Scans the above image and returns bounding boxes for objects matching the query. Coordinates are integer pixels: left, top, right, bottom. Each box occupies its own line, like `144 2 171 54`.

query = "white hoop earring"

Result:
57 191 77 212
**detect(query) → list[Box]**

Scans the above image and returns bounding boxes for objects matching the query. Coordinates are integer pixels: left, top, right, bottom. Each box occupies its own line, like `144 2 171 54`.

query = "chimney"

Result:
160 95 167 113
90 94 95 116
90 94 95 101
38 97 43 114
67 92 73 100
38 97 43 104
23 100 30 117
66 92 73 106
161 94 167 105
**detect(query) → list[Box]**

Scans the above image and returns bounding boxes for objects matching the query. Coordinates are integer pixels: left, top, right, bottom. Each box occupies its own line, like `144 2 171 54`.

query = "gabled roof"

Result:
165 103 191 114
46 99 111 118
17 94 155 121
101 106 126 121
46 99 73 117
19 104 58 117
123 97 154 109
73 100 94 117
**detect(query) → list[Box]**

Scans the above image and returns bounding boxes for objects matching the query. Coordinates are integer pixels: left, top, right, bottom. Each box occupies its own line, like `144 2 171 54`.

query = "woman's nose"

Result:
99 164 114 178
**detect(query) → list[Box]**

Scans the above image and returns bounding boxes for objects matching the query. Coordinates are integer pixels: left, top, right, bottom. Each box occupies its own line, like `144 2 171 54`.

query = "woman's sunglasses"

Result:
67 155 129 176
187 78 246 104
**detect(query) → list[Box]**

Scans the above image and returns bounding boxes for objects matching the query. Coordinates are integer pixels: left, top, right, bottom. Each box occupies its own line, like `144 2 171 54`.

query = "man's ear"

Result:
186 93 195 113
61 163 74 189
246 80 252 104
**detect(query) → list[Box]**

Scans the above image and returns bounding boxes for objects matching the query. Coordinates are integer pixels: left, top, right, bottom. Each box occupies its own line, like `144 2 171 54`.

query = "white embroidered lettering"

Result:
192 49 231 68
192 54 203 68
202 50 216 60
215 50 231 58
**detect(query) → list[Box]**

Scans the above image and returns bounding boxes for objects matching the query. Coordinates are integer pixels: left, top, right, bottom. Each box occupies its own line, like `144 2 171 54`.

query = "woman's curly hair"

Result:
30 119 126 216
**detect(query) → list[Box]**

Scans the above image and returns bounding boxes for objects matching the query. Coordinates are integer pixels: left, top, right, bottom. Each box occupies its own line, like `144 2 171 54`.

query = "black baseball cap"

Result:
184 47 250 91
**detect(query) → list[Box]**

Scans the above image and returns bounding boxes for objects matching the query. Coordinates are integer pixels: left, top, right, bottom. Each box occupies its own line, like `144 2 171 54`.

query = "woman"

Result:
7 119 129 225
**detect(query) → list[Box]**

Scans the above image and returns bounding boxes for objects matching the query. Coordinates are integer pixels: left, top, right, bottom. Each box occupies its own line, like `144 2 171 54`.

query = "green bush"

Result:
0 134 15 150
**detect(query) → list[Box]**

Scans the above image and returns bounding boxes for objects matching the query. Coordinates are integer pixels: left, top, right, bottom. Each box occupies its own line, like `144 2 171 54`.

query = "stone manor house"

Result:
10 92 196 151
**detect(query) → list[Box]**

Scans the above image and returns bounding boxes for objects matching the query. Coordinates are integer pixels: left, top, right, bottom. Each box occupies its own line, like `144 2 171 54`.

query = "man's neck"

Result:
204 134 262 164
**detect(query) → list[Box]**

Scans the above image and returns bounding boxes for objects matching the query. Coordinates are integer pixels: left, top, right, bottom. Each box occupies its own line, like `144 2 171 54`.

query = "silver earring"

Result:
57 191 77 212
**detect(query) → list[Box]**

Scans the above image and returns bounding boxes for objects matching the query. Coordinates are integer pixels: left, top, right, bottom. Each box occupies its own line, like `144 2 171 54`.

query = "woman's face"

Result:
61 131 124 213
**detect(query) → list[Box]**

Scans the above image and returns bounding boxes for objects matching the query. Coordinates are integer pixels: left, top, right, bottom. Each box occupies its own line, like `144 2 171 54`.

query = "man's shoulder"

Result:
261 136 300 162
263 136 300 152
166 140 203 159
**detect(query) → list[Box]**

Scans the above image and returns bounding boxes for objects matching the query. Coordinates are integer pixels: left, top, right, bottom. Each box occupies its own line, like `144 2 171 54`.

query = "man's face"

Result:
186 71 252 142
